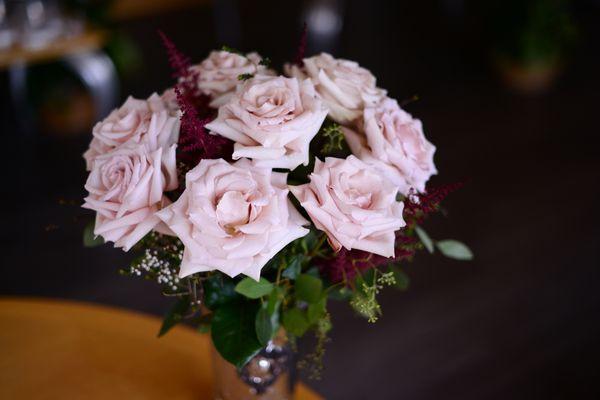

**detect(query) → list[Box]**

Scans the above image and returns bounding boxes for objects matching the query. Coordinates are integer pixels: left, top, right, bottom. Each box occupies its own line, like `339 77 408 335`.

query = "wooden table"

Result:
0 298 321 400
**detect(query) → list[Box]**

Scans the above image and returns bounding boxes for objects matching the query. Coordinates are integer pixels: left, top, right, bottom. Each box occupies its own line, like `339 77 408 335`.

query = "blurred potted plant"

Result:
488 0 577 93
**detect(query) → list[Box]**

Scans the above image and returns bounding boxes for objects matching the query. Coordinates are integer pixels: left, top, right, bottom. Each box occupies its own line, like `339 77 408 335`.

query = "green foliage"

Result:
351 285 381 323
297 313 332 380
436 240 474 260
211 302 262 369
255 287 283 345
221 45 243 55
238 73 254 81
195 313 213 334
282 308 310 337
282 254 304 280
415 225 434 253
488 0 577 64
255 306 274 345
203 274 240 309
300 230 319 253
390 265 410 291
328 286 352 301
320 123 346 155
350 269 398 323
307 296 327 324
158 296 190 337
83 221 103 247
295 274 323 304
259 57 271 67
235 277 274 299
255 301 280 345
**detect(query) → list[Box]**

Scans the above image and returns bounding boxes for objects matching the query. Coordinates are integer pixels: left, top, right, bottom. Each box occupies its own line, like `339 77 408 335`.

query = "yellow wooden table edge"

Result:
0 296 321 400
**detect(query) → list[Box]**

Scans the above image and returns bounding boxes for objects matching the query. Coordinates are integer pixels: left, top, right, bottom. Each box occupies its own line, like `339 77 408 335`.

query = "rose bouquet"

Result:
81 32 472 379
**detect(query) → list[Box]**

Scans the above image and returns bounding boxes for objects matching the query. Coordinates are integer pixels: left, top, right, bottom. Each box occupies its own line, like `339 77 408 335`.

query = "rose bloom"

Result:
343 97 437 195
285 53 386 125
205 75 328 170
82 145 178 251
83 93 180 170
290 156 405 257
156 158 309 280
191 50 275 108
160 87 180 114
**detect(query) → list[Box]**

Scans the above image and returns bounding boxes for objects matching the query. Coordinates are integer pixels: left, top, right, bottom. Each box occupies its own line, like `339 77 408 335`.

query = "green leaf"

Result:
307 296 327 324
203 274 240 310
295 274 323 304
255 288 282 346
158 296 190 337
415 225 434 253
320 123 346 154
255 306 277 346
390 265 410 291
235 277 274 299
282 255 303 280
300 230 318 253
211 302 262 369
221 45 243 55
83 221 104 247
255 307 272 346
193 313 213 334
436 240 474 260
282 308 309 337
238 73 254 81
267 287 284 315
328 286 352 301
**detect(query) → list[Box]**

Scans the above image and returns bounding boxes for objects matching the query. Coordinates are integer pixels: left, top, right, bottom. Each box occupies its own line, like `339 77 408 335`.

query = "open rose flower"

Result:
160 87 180 114
191 50 275 108
343 97 437 194
82 145 178 251
83 93 180 170
156 158 309 280
205 75 328 170
290 156 405 257
285 53 386 125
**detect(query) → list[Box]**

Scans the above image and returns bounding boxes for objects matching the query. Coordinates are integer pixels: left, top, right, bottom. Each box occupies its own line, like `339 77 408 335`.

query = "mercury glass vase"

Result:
210 332 295 400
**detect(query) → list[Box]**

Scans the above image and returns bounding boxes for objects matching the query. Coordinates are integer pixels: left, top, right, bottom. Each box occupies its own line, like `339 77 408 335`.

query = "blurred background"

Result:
1 0 599 398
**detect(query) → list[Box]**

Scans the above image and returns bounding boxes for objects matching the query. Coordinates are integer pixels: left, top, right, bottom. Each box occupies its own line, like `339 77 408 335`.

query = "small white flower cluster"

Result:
129 247 184 291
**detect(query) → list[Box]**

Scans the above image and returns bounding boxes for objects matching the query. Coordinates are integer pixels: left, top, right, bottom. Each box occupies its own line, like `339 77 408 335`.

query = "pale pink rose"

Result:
82 144 178 251
285 53 386 125
83 93 180 170
191 50 275 108
290 156 405 257
156 158 309 280
160 87 180 113
205 75 328 170
343 97 437 194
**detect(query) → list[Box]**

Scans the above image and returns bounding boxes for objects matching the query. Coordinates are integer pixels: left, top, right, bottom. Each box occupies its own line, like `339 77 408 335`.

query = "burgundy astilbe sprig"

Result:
293 22 308 66
158 30 191 80
159 31 232 166
174 85 232 164
403 182 465 226
320 233 419 283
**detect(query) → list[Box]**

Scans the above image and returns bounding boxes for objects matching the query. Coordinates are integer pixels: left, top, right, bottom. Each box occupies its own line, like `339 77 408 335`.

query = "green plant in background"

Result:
487 0 578 66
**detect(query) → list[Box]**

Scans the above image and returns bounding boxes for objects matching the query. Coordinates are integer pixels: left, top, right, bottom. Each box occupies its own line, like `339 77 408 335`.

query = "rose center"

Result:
215 191 251 233
341 170 382 209
345 188 372 208
101 158 133 201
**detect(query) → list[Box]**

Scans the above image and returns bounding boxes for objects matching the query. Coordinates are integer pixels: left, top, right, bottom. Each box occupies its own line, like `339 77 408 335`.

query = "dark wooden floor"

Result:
1 1 599 399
